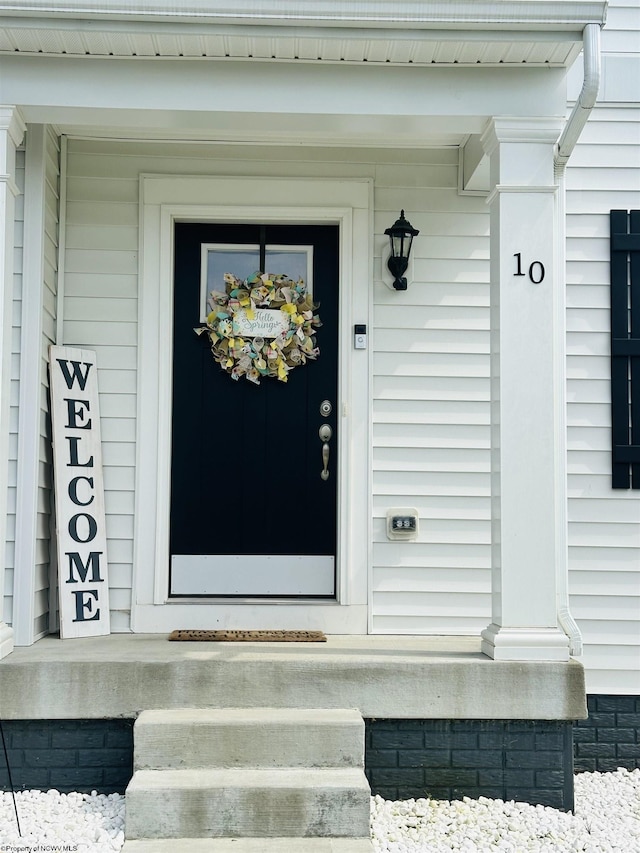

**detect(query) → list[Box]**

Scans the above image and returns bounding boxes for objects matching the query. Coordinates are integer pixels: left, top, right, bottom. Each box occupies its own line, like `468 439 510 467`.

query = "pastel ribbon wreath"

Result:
195 271 321 384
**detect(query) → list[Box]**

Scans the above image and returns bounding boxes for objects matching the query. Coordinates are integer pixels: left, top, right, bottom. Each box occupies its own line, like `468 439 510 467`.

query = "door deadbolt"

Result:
320 400 332 417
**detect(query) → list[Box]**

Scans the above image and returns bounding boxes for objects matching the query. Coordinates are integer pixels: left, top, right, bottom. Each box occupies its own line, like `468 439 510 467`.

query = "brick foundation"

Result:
573 695 640 773
0 719 133 794
2 695 638 805
365 719 574 810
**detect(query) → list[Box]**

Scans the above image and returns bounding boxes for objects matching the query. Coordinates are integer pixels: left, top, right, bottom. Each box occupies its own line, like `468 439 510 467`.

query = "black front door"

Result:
170 223 339 597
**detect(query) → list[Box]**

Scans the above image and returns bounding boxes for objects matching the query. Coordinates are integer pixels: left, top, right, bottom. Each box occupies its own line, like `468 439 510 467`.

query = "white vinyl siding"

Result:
63 149 138 633
372 182 491 634
34 128 60 639
566 104 640 695
600 0 640 56
564 0 640 694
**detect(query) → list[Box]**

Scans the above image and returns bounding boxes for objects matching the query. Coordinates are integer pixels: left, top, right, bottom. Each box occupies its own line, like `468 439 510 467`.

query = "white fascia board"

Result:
0 1 608 29
0 57 568 118
3 59 567 144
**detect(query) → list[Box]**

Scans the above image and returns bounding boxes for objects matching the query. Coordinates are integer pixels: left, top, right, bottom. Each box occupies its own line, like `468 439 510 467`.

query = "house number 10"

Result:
514 252 545 284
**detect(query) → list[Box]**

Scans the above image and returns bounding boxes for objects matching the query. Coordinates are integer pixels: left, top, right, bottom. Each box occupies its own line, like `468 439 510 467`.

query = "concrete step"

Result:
125 767 371 839
122 839 373 852
133 707 364 770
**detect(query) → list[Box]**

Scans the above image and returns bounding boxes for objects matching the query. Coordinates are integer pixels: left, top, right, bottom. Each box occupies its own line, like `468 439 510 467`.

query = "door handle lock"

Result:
319 424 333 480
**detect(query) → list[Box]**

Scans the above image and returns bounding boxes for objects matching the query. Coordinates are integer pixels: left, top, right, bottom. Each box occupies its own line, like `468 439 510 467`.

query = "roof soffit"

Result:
0 1 608 65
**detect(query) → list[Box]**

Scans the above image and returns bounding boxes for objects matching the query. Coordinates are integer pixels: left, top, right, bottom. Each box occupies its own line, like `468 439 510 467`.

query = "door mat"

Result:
169 629 327 642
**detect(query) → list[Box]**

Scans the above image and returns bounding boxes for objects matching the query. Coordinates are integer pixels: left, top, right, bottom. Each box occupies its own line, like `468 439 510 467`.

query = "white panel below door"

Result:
171 555 335 596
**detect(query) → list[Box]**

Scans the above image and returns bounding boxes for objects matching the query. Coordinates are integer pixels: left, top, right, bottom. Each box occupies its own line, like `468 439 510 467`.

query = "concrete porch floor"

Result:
0 634 586 721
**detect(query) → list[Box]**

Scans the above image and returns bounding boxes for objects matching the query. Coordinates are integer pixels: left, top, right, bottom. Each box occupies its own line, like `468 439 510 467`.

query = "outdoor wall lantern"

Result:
384 210 419 291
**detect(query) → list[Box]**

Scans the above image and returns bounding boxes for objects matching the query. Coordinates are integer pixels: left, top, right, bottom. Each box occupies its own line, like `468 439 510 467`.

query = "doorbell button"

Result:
354 324 367 349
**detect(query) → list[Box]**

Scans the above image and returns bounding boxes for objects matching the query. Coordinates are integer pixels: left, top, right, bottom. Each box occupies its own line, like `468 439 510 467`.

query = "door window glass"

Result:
200 243 313 322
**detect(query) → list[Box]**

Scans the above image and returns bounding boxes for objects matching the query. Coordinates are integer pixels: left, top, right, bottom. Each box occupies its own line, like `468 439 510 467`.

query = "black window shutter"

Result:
610 210 640 488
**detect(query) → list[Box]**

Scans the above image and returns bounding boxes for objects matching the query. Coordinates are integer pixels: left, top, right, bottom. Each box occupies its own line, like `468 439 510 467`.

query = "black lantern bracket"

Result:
383 210 419 291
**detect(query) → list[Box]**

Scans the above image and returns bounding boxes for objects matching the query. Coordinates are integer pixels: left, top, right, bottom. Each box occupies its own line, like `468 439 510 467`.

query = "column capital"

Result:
0 106 26 149
481 117 564 157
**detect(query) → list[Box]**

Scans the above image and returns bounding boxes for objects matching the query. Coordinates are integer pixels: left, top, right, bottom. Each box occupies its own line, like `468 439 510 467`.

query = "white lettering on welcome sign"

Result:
49 346 110 638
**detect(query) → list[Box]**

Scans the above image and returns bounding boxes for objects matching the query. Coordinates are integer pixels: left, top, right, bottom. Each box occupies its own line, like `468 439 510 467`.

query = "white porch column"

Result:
0 106 26 658
480 118 570 662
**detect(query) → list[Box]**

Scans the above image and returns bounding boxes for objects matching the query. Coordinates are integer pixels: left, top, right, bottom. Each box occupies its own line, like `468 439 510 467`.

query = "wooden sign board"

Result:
49 346 110 638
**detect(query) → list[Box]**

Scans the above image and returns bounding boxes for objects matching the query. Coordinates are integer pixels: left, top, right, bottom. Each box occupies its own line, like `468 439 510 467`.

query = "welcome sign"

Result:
49 346 110 638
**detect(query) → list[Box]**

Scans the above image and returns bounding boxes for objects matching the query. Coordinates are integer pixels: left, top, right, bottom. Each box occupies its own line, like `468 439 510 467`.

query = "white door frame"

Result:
131 174 372 633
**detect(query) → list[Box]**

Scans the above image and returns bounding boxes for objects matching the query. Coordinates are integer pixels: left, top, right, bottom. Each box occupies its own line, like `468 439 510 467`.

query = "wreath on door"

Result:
195 271 321 384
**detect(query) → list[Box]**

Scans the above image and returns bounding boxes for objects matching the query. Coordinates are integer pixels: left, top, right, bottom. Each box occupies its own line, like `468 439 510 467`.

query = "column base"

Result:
481 623 570 661
0 621 14 659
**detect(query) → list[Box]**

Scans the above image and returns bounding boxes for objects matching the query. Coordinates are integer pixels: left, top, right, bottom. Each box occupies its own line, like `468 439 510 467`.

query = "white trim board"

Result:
0 1 607 28
132 174 372 633
13 125 46 646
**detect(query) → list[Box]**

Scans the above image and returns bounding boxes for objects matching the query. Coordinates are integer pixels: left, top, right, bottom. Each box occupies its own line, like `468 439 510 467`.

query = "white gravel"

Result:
0 768 638 852
372 769 640 852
